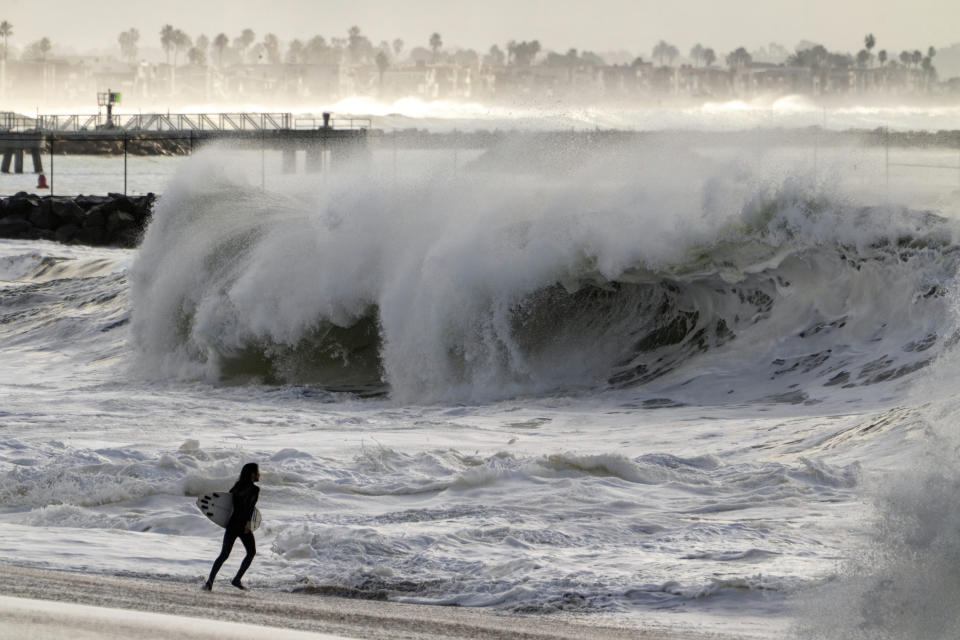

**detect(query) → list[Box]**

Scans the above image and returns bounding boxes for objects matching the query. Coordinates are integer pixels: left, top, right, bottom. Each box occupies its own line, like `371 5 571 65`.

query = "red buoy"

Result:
37 174 49 189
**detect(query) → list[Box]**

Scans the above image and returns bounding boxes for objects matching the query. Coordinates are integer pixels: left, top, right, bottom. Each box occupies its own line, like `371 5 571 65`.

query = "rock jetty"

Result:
44 137 192 156
0 192 155 248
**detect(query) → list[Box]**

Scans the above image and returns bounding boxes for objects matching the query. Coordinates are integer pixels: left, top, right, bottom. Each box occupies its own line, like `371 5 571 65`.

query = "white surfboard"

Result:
196 492 261 531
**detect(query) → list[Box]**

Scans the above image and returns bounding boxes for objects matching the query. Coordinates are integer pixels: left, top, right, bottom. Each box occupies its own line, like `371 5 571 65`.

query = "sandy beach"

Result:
0 564 736 640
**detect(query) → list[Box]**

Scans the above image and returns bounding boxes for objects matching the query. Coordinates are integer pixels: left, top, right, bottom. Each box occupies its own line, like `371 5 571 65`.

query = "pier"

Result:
0 110 371 177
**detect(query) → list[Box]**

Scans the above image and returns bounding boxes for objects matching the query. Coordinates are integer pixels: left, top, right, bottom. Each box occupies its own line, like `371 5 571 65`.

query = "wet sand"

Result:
0 564 734 639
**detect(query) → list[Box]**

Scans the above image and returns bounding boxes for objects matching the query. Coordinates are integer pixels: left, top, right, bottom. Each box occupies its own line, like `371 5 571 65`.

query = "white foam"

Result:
127 142 959 404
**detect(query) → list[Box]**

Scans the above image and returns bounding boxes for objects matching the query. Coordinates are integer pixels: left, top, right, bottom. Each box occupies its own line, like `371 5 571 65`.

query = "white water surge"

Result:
1 128 960 638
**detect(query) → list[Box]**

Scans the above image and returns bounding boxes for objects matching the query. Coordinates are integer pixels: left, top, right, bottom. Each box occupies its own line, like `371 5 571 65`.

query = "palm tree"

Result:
375 50 389 92
172 29 191 66
187 46 206 66
652 40 679 66
235 28 255 62
924 47 937 87
690 43 704 67
507 40 539 67
863 33 875 67
37 37 51 61
160 24 175 64
286 39 304 64
486 44 505 67
666 44 679 66
213 33 228 67
652 40 670 66
793 45 829 70
393 38 404 58
0 21 12 61
304 35 329 64
429 32 442 62
118 28 139 63
703 48 716 67
346 26 373 64
263 33 280 64
878 49 887 66
726 47 752 70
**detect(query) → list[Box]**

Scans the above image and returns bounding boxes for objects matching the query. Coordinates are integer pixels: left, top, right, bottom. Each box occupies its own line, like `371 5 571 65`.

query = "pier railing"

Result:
36 112 297 133
2 111 373 134
294 116 371 130
0 112 38 132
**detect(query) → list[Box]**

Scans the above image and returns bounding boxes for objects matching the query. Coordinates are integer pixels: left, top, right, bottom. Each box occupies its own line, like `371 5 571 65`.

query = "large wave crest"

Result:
128 140 960 403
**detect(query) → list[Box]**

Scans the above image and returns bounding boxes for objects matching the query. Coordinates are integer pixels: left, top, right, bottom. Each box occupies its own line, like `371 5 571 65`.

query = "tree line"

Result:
721 34 937 77
0 20 942 82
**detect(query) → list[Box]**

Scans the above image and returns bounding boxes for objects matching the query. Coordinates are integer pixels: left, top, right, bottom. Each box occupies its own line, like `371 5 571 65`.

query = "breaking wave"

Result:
128 141 960 403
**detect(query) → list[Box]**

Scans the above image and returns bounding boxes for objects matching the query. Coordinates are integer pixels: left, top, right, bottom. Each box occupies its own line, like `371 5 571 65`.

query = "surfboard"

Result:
196 492 261 531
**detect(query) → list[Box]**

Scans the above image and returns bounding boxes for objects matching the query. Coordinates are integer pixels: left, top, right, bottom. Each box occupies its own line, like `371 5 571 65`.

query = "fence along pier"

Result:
0 110 371 176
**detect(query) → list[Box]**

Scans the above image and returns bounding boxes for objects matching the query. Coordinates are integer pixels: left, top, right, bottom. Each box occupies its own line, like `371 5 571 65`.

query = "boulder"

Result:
0 218 35 238
82 203 109 228
72 227 108 246
106 210 136 233
4 196 40 219
75 195 109 211
54 224 80 243
49 198 86 225
131 194 156 221
91 194 136 215
29 206 61 230
113 227 142 248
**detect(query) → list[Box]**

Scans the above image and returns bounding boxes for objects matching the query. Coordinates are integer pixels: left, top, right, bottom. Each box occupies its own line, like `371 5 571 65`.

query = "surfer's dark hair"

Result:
239 463 259 483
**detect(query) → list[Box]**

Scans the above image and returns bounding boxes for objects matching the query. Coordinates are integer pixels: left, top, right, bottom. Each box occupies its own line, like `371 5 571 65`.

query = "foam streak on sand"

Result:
0 564 690 640
0 594 343 640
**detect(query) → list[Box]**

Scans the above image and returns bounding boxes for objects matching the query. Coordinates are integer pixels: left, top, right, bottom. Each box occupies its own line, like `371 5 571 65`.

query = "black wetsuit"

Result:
206 480 259 586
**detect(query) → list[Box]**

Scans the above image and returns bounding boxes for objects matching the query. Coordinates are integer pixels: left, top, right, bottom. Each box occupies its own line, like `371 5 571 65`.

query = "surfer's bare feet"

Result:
231 579 246 590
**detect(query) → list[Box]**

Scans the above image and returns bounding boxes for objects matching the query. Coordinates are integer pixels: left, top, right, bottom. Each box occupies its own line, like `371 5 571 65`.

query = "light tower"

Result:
97 89 121 128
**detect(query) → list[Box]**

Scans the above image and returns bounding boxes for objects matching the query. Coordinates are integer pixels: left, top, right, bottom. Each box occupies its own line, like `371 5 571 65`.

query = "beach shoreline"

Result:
0 563 736 640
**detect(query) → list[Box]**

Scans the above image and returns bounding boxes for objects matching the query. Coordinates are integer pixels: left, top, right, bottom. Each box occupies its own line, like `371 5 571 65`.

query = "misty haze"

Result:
0 5 959 112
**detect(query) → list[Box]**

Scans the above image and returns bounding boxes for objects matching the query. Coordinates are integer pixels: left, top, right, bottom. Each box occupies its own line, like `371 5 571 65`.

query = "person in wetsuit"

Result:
203 462 260 591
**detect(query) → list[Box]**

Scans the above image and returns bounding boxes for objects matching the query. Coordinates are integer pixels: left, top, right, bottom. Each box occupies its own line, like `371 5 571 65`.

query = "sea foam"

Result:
129 139 959 404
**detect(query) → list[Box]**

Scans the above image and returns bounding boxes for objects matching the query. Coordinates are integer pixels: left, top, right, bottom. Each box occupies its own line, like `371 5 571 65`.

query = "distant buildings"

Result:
0 52 956 109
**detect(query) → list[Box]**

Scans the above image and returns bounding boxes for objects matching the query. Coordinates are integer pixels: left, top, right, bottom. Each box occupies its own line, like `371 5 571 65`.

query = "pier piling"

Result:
306 146 324 173
0 130 44 174
282 148 296 174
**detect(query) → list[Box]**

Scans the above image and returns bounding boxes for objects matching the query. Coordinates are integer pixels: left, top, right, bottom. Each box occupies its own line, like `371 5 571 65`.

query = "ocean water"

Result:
2 108 960 638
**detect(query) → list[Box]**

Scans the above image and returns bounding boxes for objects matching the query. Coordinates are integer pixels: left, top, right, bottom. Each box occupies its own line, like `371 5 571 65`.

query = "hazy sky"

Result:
2 0 957 57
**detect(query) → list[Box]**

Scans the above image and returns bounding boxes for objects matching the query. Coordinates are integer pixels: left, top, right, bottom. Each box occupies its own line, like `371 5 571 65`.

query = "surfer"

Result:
203 462 260 591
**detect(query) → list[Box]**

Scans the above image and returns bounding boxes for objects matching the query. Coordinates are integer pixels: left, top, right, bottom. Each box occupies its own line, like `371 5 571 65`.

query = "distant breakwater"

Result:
383 127 960 150
0 192 155 248
10 127 960 158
